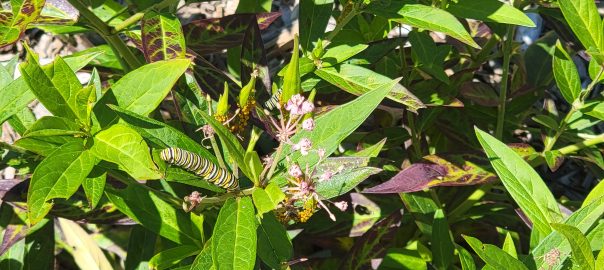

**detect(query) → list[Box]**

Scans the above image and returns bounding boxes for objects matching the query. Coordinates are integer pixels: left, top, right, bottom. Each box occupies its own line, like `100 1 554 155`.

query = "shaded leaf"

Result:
300 0 334 52
553 40 581 104
409 31 451 84
257 213 293 269
148 245 199 270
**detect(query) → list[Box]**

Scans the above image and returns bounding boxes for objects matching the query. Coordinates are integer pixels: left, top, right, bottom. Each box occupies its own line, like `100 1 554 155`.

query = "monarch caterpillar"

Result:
160 147 239 191
263 88 283 111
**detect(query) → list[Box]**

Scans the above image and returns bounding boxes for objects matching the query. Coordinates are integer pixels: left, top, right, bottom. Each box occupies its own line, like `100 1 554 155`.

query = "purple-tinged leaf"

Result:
364 144 536 194
0 224 26 256
0 0 45 47
241 16 270 96
0 179 22 200
141 11 186 62
184 13 280 55
460 81 499 107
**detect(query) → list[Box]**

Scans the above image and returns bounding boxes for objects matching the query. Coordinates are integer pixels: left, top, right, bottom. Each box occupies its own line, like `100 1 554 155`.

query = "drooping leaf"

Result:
212 197 257 270
105 182 202 246
445 0 535 27
27 141 96 224
58 218 113 270
314 64 425 112
551 223 595 270
463 235 528 270
257 213 293 269
300 0 334 52
141 11 186 62
558 0 604 63
90 124 161 180
475 128 562 236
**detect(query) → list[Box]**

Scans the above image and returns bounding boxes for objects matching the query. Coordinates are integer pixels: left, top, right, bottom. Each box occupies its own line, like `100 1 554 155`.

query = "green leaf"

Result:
314 64 425 112
91 123 161 180
582 180 604 208
252 183 285 216
58 218 113 269
380 249 427 270
0 0 44 47
475 127 562 236
27 141 96 224
558 0 604 63
551 223 595 270
124 226 157 270
502 232 518 259
445 0 535 27
82 168 106 209
282 35 301 104
0 76 35 124
532 194 604 269
463 235 528 270
456 244 476 270
141 11 186 62
553 40 581 104
112 59 190 116
299 0 334 52
389 4 479 48
109 105 216 163
596 249 604 270
148 245 199 270
320 43 368 68
350 138 386 157
432 209 454 270
316 167 382 199
244 151 263 186
191 241 215 270
15 116 83 156
106 183 202 246
409 31 451 84
257 213 293 269
212 197 257 270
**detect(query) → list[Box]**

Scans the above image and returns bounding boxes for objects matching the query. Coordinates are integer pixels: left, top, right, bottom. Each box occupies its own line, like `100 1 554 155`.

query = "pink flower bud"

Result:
296 138 312 155
301 101 315 114
317 148 326 158
319 171 333 181
285 94 305 115
302 118 315 131
333 201 348 211
288 164 303 178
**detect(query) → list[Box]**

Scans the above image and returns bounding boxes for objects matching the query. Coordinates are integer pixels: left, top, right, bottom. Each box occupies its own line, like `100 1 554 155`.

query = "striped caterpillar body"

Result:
263 88 283 111
160 147 239 191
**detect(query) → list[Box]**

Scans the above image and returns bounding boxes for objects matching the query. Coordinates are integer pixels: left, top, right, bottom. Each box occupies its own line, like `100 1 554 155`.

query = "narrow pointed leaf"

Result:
141 11 186 62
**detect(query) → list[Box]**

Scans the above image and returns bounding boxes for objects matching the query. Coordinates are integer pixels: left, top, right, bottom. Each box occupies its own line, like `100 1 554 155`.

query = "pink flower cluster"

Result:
285 94 315 115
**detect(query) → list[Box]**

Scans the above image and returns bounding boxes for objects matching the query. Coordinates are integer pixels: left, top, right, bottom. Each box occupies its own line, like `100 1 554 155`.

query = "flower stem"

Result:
557 134 604 155
495 25 514 139
266 143 284 182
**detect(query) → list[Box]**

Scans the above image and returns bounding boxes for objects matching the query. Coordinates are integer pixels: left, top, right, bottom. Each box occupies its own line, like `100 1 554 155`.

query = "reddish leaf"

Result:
241 16 271 96
184 12 280 55
0 224 26 255
364 144 536 193
141 11 186 62
0 0 45 47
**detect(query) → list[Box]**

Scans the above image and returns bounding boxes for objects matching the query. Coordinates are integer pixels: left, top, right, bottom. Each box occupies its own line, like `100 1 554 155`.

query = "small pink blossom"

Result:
285 94 305 115
301 101 315 114
319 171 333 181
317 148 326 158
293 138 312 155
302 118 315 131
288 164 303 178
333 201 348 211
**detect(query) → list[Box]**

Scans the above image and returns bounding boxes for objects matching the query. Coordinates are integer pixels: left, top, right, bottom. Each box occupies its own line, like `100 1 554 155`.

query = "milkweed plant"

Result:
2 0 604 269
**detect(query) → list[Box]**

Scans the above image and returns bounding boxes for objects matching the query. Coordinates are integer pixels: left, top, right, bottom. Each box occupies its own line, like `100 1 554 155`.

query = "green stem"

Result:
407 112 422 159
495 25 514 139
265 143 283 182
448 183 493 223
325 4 358 42
112 0 179 33
210 136 226 169
557 134 604 155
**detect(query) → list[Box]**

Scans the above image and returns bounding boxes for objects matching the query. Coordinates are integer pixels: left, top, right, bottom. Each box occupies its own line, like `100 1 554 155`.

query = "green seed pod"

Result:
239 75 256 108
216 82 229 116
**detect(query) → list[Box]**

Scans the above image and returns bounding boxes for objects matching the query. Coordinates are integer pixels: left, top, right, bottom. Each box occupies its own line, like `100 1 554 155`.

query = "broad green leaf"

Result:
445 0 535 27
19 45 79 120
82 168 106 209
409 31 451 84
141 11 186 62
112 59 190 116
0 77 34 124
553 40 581 104
456 244 476 270
198 110 251 179
244 151 263 186
15 116 83 156
105 183 202 246
588 58 604 82
558 0 604 63
432 209 454 270
109 105 216 163
125 226 157 270
191 241 215 270
300 0 334 52
463 235 528 270
596 249 604 270
381 4 479 48
583 181 604 208
320 43 368 68
252 183 285 216
475 128 562 236
551 223 595 270
316 167 382 199
257 213 293 269
91 124 161 180
148 245 199 270
314 64 425 112
350 138 386 157
7 106 36 135
502 232 518 259
584 101 604 121
58 218 112 270
27 142 96 224
532 194 604 269
212 197 257 270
